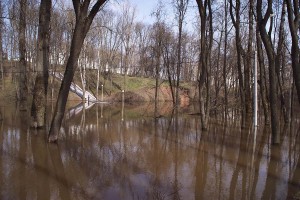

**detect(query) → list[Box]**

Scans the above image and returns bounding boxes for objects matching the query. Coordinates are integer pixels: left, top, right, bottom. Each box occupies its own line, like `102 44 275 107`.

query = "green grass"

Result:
0 76 17 103
67 69 195 98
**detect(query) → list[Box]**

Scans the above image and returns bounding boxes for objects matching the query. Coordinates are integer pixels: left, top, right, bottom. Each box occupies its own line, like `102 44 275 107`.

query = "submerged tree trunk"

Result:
245 0 254 116
229 0 246 127
31 0 52 128
196 0 212 130
48 0 107 142
18 0 28 111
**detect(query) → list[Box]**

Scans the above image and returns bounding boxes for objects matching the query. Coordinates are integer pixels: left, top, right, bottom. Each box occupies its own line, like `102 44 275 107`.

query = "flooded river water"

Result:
0 102 300 199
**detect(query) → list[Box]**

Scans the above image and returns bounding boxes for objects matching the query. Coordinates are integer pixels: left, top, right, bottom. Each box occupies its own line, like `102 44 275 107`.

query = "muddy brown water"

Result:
0 102 300 200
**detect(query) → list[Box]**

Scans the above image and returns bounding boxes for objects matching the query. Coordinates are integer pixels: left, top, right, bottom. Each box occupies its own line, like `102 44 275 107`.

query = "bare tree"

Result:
256 24 270 125
173 0 189 105
196 0 213 130
229 0 247 127
117 2 136 91
30 0 51 128
245 0 254 116
275 2 289 122
18 0 28 111
151 1 165 114
223 0 229 118
161 25 176 104
0 0 4 89
286 0 300 104
257 0 280 144
48 0 107 142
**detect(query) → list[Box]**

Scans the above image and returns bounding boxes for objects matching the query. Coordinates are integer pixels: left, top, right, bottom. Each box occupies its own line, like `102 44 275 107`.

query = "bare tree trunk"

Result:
214 32 223 114
79 51 86 102
275 3 288 123
0 1 3 90
223 0 229 118
153 21 163 110
286 0 300 104
31 0 52 128
48 0 107 142
245 0 254 116
256 27 270 125
196 0 212 130
96 51 100 100
155 54 160 116
257 0 280 144
163 44 175 105
229 0 246 127
18 0 28 111
174 0 189 105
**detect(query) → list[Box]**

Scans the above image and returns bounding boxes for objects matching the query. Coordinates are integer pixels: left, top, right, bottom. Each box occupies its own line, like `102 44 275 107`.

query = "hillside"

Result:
72 69 196 104
0 66 196 106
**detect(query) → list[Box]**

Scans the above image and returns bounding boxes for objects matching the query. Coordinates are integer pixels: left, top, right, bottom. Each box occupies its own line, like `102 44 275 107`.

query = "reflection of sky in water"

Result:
0 103 300 199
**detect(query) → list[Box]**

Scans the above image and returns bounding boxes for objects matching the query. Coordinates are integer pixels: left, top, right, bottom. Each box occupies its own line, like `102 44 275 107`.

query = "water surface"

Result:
0 102 300 199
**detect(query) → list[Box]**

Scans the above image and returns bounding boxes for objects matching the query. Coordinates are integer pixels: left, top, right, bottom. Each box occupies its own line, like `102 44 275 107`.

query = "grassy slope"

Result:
0 65 194 104
72 69 194 101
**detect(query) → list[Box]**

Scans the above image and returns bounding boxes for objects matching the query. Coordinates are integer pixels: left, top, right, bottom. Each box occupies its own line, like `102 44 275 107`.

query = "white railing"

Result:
51 71 97 102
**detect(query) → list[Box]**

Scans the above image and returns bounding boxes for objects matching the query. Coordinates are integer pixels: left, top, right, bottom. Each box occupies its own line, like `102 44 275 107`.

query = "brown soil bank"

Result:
106 86 191 105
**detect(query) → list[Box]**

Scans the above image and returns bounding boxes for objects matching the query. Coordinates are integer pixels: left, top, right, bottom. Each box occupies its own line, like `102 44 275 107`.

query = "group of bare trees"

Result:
0 0 299 143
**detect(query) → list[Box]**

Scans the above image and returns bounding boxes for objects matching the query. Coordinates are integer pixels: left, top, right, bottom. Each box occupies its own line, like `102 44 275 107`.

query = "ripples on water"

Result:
0 102 300 200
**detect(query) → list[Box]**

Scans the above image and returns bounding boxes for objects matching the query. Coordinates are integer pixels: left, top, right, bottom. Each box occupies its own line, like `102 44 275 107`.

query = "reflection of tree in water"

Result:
17 111 29 199
2 103 300 199
249 126 270 199
171 110 181 200
215 122 227 200
195 122 208 200
261 141 283 199
48 143 72 200
31 130 50 200
228 125 252 200
285 120 300 199
0 106 3 121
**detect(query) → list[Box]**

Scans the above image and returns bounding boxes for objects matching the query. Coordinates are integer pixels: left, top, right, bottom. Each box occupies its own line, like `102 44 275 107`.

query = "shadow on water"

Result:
0 102 300 199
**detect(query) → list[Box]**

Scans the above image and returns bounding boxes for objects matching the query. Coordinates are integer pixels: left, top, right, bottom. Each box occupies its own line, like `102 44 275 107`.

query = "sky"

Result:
58 0 199 32
108 0 164 25
129 0 158 23
108 0 199 31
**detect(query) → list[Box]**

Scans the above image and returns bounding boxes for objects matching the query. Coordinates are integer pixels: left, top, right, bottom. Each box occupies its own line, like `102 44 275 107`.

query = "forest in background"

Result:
0 0 299 143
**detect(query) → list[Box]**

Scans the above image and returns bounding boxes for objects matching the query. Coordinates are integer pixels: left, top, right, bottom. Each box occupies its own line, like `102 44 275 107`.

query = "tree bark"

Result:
48 0 106 142
245 0 254 116
31 0 52 128
214 32 223 114
229 0 246 127
174 0 189 105
275 3 288 123
164 45 176 105
18 0 28 111
196 0 212 130
0 1 3 89
257 0 280 144
256 26 270 125
223 0 229 118
286 0 300 104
